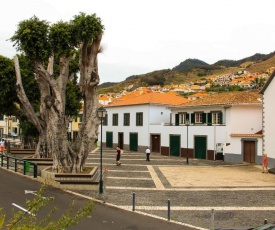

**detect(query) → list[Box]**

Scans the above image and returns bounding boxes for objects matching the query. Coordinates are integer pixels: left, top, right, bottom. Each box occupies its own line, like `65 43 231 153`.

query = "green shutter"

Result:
207 113 212 125
202 113 206 123
186 113 190 122
191 113 195 123
175 114 179 126
219 112 223 124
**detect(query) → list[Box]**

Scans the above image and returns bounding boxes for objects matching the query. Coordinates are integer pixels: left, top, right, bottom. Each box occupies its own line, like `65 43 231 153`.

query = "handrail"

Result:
0 153 37 178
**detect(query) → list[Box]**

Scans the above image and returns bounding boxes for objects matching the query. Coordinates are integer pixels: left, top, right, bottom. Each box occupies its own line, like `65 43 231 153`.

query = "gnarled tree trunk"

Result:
14 51 100 173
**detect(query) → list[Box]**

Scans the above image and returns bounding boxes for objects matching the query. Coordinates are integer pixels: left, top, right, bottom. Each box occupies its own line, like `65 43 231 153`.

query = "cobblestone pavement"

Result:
76 148 275 230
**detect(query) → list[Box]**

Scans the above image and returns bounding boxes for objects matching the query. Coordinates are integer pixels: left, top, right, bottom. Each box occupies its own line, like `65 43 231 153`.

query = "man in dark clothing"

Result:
116 146 122 166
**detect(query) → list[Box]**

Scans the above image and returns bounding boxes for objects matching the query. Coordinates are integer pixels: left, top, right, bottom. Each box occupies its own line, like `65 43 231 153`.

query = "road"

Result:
0 168 193 230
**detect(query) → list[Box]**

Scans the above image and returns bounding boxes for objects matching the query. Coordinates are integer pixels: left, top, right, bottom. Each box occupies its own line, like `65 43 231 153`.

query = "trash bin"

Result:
216 152 224 160
25 162 30 173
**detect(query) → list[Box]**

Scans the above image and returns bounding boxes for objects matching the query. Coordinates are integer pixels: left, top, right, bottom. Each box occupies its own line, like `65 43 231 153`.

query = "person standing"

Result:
0 139 5 153
145 147 150 161
262 153 268 173
116 146 122 166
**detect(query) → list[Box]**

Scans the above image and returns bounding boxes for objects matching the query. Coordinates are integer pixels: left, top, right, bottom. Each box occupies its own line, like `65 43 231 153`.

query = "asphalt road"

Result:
0 168 191 230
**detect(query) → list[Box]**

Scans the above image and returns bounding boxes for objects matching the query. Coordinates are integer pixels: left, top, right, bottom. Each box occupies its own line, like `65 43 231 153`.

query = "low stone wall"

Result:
40 166 99 191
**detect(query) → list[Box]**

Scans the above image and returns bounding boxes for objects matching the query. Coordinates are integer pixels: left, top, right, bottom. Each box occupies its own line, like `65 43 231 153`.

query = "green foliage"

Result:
0 55 18 116
49 21 74 57
3 185 94 230
11 16 51 61
172 58 209 71
65 81 82 117
71 12 104 43
206 85 244 93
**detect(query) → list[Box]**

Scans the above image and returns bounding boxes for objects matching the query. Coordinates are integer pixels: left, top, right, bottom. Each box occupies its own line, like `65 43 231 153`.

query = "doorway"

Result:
243 141 256 163
151 134 160 153
118 132 124 149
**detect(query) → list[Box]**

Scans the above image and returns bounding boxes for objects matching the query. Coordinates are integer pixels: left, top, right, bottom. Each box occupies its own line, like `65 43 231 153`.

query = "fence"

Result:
0 153 37 178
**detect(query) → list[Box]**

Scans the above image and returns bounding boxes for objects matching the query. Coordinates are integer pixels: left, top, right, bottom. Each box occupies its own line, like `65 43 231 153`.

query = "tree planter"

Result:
40 166 100 190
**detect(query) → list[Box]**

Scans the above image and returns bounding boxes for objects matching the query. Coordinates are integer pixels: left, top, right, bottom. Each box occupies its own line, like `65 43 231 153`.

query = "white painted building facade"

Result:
260 71 275 167
101 92 263 164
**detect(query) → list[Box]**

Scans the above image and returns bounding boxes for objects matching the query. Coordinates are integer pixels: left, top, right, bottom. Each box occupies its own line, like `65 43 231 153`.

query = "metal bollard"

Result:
210 209 215 230
168 199 171 221
264 219 267 224
132 192 135 211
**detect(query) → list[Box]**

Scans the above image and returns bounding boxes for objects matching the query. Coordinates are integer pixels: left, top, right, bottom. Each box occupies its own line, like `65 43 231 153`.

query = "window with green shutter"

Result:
124 113 130 126
136 112 143 126
113 114 118 126
103 114 108 126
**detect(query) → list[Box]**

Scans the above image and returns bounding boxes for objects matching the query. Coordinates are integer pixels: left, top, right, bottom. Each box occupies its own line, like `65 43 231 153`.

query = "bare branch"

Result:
14 56 43 133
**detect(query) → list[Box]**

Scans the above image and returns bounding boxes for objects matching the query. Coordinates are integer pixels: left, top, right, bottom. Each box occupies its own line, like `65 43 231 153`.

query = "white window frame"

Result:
179 113 185 124
195 113 202 123
212 112 220 124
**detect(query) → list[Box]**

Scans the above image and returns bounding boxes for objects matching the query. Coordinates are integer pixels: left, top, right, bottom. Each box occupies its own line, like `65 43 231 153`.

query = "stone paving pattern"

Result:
76 148 275 229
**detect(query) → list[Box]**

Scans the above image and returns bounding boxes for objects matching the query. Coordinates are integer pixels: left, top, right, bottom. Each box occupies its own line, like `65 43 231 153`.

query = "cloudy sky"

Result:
1 0 275 83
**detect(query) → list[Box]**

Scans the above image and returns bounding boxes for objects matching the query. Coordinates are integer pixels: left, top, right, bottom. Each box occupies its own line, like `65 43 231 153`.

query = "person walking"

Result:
145 147 150 161
116 146 122 166
262 153 268 173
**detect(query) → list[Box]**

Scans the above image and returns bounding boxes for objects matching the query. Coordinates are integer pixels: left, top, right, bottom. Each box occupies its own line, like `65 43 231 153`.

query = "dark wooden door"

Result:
243 141 255 163
151 135 160 153
118 132 124 149
170 135 180 156
194 136 207 159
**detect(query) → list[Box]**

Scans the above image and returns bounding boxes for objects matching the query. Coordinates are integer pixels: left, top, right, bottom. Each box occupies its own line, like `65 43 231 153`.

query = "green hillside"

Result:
99 51 275 94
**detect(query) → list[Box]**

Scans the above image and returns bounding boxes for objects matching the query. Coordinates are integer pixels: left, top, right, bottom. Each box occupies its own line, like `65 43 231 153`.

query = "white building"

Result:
101 91 263 164
260 71 275 167
101 92 188 152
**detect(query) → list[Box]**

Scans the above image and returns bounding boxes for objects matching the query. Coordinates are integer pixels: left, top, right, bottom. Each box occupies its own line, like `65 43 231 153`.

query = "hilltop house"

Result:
260 70 275 167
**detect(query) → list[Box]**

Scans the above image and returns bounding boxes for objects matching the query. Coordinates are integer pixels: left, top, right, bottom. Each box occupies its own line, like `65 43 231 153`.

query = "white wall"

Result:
151 123 227 150
229 105 262 134
102 104 171 147
263 78 275 161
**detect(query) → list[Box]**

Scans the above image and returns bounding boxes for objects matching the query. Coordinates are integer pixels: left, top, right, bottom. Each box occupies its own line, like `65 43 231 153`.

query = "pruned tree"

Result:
11 13 104 172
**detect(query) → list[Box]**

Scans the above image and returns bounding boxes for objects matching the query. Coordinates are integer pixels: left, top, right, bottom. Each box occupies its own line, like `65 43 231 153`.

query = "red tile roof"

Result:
107 92 189 107
177 92 262 107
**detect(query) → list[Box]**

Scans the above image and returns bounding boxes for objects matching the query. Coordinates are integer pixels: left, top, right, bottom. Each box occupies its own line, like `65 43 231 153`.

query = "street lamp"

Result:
97 106 107 194
69 117 73 142
5 117 7 137
186 119 190 164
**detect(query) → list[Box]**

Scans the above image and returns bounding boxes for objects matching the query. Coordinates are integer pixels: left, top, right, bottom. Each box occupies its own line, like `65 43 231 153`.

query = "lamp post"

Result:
186 119 190 164
97 106 107 194
69 117 73 142
5 117 7 138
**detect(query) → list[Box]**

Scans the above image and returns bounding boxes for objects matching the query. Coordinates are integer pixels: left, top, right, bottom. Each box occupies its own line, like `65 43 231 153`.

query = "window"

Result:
113 114 118 126
124 113 130 126
103 114 108 126
136 112 143 126
212 112 221 124
78 114 83 122
0 115 3 121
179 113 185 124
12 116 17 122
195 113 202 123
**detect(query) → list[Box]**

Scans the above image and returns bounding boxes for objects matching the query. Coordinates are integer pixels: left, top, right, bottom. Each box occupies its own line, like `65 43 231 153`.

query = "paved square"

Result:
159 165 275 187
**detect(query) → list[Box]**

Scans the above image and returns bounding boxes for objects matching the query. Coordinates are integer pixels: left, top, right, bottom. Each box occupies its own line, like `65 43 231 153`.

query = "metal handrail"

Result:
0 153 37 178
